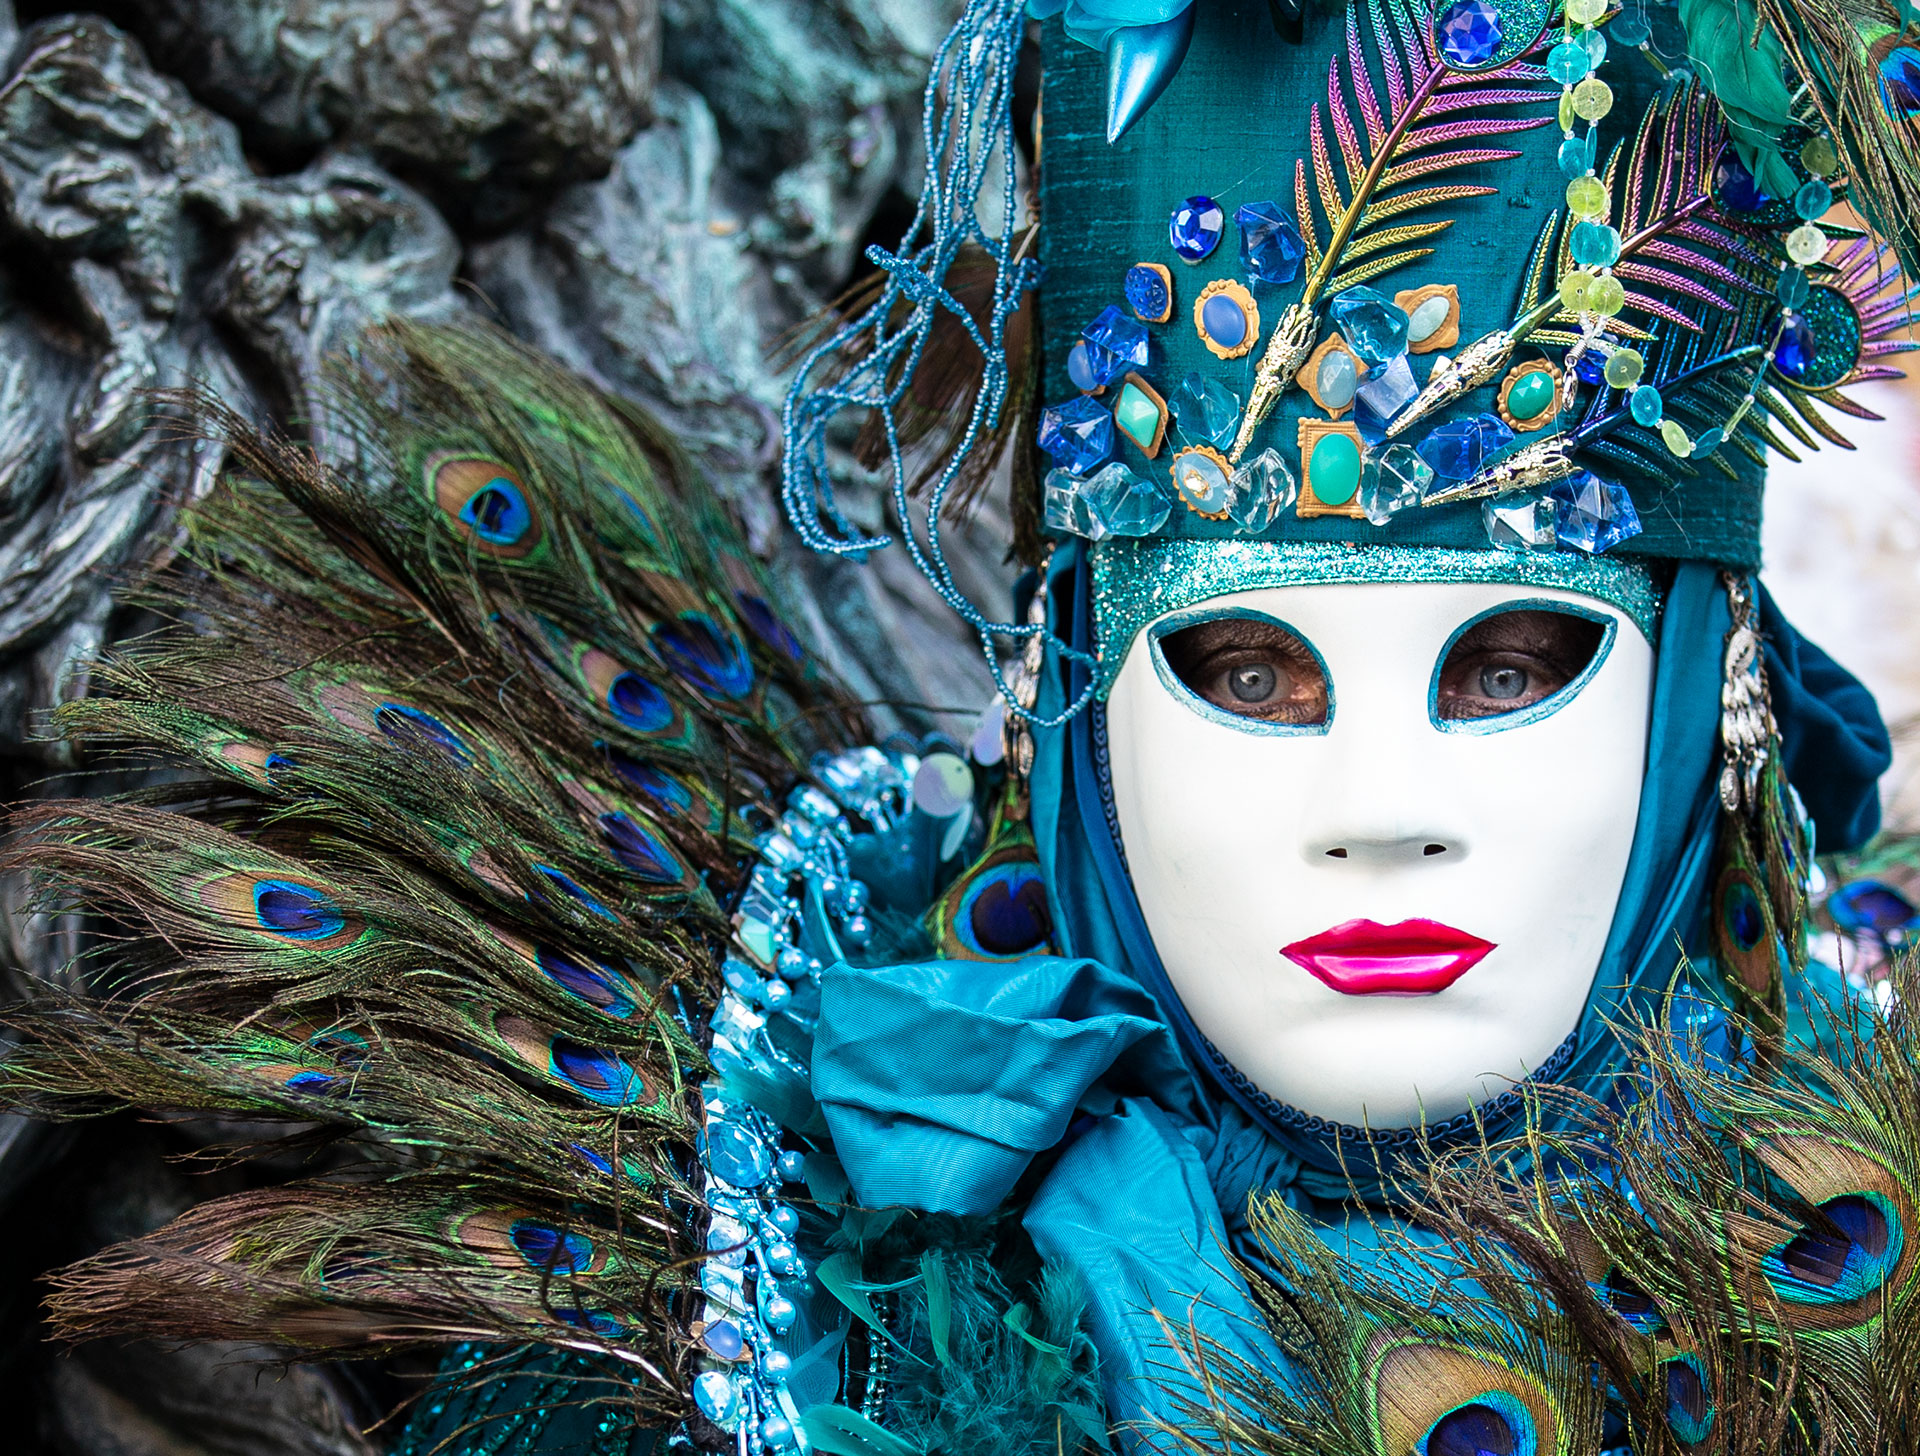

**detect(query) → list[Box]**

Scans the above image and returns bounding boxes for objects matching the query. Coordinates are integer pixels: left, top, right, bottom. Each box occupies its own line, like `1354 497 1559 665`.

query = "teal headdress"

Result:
783 0 1917 694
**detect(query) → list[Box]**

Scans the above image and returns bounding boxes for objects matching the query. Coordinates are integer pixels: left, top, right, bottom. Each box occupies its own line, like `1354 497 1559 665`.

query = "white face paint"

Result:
1104 579 1653 1127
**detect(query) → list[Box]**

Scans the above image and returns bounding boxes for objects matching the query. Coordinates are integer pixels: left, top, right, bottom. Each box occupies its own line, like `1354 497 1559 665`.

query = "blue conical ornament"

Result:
1104 10 1197 143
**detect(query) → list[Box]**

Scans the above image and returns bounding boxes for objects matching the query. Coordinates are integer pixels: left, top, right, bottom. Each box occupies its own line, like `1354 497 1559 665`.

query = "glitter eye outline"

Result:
1146 606 1334 738
1427 598 1617 735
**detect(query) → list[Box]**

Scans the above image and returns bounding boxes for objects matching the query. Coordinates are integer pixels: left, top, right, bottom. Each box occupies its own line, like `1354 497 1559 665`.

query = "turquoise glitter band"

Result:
1089 539 1662 694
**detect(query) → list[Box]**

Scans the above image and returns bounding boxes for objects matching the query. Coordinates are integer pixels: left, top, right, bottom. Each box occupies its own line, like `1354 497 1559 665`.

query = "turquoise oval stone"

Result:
1310 434 1361 506
1504 368 1555 422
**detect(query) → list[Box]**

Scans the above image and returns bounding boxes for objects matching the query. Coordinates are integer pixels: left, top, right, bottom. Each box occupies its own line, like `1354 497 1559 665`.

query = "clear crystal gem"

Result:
704 1121 772 1188
1549 470 1644 553
1358 443 1433 524
1170 372 1240 448
1352 354 1418 441
1329 285 1411 366
1226 448 1299 531
1482 494 1558 550
1084 461 1175 537
693 1371 742 1429
1037 396 1113 474
1043 467 1095 537
1234 201 1306 284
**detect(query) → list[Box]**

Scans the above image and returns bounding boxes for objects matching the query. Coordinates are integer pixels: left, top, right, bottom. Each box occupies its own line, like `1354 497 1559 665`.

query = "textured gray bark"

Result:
0 2 1004 1449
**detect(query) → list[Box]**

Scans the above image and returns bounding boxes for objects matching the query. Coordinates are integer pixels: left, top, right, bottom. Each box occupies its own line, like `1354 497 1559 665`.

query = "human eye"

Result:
1434 607 1608 722
1156 617 1329 725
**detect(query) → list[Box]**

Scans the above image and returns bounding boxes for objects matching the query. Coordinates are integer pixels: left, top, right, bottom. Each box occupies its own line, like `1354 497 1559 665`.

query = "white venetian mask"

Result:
1104 578 1654 1128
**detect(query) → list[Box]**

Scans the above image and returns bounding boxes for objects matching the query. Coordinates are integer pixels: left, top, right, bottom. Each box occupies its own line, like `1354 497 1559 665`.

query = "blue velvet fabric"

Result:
808 542 1890 1447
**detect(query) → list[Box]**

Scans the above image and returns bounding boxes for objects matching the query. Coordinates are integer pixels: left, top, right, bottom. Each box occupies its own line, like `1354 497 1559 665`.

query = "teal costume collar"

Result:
1088 537 1660 693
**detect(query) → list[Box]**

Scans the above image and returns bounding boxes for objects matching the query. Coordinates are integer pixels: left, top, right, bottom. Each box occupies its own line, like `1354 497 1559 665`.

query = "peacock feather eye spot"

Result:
552 1306 627 1336
253 880 348 941
534 864 618 922
548 1037 644 1106
536 946 636 1019
460 478 533 544
733 591 804 663
1724 880 1765 951
960 863 1053 959
508 1218 595 1275
375 703 474 765
1424 1402 1519 1456
653 613 754 700
430 453 543 557
607 750 695 817
1661 1355 1714 1445
1781 1193 1892 1286
598 811 683 884
607 671 674 733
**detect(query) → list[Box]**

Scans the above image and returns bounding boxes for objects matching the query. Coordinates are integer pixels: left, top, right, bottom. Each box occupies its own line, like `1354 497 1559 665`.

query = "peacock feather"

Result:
0 320 864 1426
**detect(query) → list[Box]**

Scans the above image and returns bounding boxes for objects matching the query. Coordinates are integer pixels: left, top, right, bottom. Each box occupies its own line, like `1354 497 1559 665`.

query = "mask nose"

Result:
1318 836 1459 864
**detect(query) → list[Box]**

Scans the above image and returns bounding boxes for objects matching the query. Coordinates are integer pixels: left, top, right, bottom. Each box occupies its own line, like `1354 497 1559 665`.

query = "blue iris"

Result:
252 880 347 940
509 1218 595 1275
606 672 674 732
458 477 533 545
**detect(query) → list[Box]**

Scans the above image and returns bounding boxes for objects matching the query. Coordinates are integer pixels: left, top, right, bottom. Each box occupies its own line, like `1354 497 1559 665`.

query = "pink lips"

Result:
1280 918 1496 996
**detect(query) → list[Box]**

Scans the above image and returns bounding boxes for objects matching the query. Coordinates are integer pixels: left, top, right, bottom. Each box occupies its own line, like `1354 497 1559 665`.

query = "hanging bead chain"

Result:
1550 0 1626 397
1627 130 1843 461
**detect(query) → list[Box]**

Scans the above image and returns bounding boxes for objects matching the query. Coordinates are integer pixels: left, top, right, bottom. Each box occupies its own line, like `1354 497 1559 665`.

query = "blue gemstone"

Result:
1629 384 1664 426
1066 341 1100 392
1435 0 1503 68
1713 149 1772 213
704 1121 773 1187
1572 349 1607 385
1124 263 1171 320
701 1319 744 1359
1037 396 1114 474
1329 286 1411 367
1234 201 1305 285
1169 195 1225 262
1549 471 1643 553
1416 413 1514 481
1081 304 1149 387
1201 291 1249 348
1775 311 1816 380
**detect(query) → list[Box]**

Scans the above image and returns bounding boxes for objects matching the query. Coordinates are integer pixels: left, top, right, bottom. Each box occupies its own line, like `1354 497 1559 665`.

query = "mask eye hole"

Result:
1157 616 1329 726
1434 607 1608 725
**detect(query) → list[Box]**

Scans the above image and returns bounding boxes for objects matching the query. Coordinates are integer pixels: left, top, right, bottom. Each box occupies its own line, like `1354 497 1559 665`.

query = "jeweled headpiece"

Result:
782 0 1919 707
